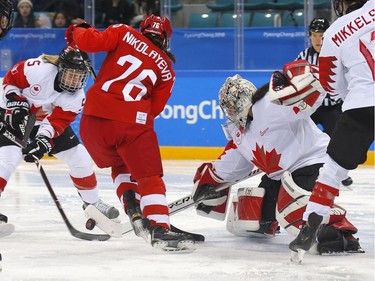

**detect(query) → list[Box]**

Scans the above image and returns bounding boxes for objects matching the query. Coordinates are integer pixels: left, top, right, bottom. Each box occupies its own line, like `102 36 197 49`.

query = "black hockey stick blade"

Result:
34 158 111 241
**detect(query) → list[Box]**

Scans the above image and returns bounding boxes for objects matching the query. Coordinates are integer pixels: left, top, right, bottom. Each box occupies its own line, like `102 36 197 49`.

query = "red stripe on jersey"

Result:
3 61 29 93
71 173 97 190
359 39 375 81
319 56 337 93
47 107 78 137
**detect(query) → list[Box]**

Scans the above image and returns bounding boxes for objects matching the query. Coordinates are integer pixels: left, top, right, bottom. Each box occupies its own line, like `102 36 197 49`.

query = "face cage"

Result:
58 68 88 92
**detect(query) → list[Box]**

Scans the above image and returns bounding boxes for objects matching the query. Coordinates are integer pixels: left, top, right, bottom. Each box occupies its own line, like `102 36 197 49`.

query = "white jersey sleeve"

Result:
319 0 375 111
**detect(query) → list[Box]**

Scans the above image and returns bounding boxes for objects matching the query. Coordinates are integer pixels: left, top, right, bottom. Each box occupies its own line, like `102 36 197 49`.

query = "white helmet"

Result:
219 74 257 130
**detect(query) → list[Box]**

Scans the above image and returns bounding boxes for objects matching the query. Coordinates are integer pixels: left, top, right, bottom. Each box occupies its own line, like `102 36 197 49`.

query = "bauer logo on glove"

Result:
268 60 324 107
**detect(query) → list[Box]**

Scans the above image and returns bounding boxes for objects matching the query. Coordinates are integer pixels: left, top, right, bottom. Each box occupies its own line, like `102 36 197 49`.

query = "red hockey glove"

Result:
4 92 29 131
192 162 229 215
65 22 93 47
269 60 324 108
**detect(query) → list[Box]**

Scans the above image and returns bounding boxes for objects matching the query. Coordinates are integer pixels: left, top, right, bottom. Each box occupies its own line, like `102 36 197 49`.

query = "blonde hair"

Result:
41 54 59 66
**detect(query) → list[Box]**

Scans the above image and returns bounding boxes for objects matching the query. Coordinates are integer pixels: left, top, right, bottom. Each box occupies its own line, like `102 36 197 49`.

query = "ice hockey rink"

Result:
0 159 374 281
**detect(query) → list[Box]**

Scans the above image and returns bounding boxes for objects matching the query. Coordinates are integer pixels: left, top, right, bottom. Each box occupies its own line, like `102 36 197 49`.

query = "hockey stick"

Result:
33 157 110 241
3 115 110 241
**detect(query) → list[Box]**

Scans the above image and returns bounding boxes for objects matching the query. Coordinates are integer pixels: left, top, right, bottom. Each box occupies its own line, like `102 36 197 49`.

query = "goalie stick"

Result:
85 168 263 237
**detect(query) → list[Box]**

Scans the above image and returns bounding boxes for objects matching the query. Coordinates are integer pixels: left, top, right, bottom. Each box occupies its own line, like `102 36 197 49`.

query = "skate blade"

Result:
152 240 196 252
290 249 306 263
0 223 15 237
132 219 150 243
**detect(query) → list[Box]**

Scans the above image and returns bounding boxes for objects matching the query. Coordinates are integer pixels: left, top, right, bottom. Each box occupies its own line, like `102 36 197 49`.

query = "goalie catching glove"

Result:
23 135 53 162
269 60 324 111
192 162 231 220
4 92 29 131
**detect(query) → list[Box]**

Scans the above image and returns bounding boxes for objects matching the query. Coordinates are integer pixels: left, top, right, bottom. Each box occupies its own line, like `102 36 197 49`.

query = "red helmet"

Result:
140 14 172 39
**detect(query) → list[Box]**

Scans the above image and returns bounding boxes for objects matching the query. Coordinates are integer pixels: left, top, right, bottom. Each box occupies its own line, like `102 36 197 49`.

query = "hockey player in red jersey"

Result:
65 15 195 251
0 46 120 237
192 60 364 256
288 0 374 262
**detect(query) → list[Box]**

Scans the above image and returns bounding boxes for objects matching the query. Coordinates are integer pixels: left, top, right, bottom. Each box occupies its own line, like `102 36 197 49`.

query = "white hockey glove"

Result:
269 60 324 111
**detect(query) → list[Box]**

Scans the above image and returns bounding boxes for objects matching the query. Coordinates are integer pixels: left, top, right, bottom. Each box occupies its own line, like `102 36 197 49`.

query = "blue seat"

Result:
206 0 234 12
282 10 304 27
251 11 281 27
220 12 251 27
244 0 273 10
170 0 183 13
188 13 218 28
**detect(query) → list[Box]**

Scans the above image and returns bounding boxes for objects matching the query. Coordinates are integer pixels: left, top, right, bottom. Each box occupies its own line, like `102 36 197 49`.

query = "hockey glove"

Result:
4 92 29 131
23 135 53 162
269 60 324 109
65 22 93 47
192 162 229 216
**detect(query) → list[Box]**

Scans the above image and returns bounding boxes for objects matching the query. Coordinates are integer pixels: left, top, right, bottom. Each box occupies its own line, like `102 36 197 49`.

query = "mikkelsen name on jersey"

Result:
123 32 173 81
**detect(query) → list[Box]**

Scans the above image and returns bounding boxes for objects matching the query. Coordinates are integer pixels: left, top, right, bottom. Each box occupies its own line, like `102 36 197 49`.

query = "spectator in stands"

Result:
101 0 134 27
13 0 37 28
52 11 69 28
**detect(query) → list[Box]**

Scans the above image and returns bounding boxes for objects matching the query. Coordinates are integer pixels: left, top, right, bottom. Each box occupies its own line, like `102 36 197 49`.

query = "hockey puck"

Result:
85 218 96 230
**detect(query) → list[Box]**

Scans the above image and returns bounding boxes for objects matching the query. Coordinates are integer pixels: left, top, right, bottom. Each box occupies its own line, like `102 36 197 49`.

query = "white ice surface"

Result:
0 160 374 281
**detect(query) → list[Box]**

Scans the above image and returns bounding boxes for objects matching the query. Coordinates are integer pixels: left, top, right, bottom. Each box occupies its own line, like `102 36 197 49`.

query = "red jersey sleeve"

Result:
73 25 125 53
3 60 29 97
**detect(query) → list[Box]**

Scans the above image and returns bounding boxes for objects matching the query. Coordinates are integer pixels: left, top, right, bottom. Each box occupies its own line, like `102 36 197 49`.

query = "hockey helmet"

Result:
0 0 14 40
140 14 172 40
332 0 367 16
219 75 257 131
57 46 89 92
309 18 329 35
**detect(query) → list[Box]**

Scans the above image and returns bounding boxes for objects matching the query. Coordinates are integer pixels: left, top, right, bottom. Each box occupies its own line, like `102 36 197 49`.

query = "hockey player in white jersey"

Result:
296 17 353 187
288 0 374 262
0 46 119 237
192 60 364 255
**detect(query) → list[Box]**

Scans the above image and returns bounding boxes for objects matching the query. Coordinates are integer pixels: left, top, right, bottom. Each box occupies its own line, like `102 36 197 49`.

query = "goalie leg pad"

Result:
226 187 278 237
276 172 310 236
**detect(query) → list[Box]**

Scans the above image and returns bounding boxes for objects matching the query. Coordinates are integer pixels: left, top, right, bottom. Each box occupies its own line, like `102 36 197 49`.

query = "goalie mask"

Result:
0 0 14 40
57 46 89 92
219 75 257 131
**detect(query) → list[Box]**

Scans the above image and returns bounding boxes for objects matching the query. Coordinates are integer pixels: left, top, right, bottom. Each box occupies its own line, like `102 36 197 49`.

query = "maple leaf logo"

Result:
251 143 282 174
318 56 337 93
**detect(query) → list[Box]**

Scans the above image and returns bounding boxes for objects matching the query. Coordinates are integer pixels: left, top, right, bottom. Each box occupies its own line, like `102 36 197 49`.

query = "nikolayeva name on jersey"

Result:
122 31 173 81
331 9 375 47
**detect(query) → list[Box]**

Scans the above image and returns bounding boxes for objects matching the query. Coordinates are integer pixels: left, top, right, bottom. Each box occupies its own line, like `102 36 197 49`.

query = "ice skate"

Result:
83 198 120 220
0 213 15 237
289 212 323 263
151 226 196 252
83 199 122 237
123 190 150 242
